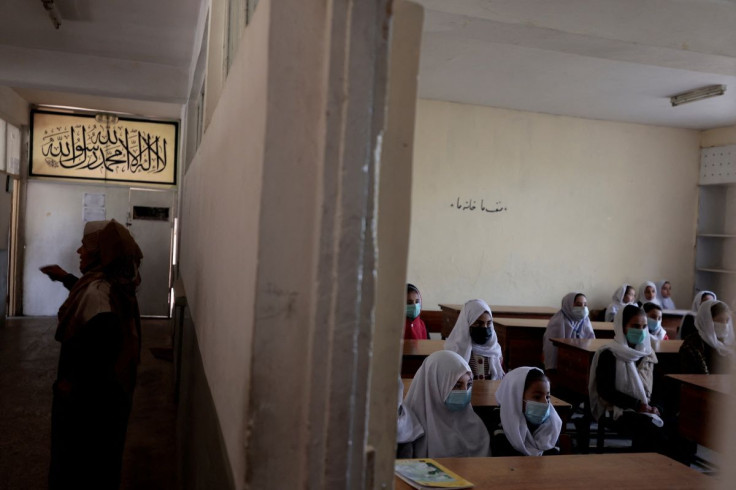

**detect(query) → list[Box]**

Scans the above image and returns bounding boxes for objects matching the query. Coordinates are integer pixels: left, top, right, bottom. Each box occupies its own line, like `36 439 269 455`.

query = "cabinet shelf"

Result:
697 234 736 238
696 268 736 274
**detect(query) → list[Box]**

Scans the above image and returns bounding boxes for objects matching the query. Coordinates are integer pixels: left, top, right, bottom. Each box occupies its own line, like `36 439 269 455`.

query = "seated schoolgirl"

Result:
543 292 595 370
396 375 424 458
605 284 636 322
403 350 490 458
643 302 668 343
678 290 717 339
404 283 428 340
680 300 734 374
656 280 676 310
493 367 562 456
589 305 667 453
444 299 504 380
636 281 660 307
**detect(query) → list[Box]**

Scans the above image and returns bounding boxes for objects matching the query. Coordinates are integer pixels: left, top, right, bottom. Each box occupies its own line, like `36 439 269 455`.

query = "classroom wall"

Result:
178 0 268 487
408 99 701 311
0 87 29 127
701 124 736 148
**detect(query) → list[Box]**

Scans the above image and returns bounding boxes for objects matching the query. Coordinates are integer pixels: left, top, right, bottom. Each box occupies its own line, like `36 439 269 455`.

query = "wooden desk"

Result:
401 378 573 429
662 309 692 338
401 340 445 377
394 453 714 490
667 374 734 450
438 304 557 339
494 318 614 370
551 338 683 396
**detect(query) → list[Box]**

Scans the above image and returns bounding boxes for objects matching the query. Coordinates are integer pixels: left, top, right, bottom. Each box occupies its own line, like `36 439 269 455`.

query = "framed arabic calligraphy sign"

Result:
30 110 178 185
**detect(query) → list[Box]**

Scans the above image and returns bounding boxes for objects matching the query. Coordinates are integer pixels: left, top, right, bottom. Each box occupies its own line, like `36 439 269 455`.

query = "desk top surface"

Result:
439 304 557 315
402 339 445 356
492 317 614 331
667 373 734 394
394 453 713 489
401 378 571 408
550 338 683 354
663 309 693 317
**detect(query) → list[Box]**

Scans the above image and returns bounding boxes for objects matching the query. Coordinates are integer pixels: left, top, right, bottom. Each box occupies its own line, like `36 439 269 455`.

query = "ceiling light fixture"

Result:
670 84 726 107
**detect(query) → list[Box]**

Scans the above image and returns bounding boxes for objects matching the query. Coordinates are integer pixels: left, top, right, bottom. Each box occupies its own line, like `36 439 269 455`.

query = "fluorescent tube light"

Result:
670 84 726 107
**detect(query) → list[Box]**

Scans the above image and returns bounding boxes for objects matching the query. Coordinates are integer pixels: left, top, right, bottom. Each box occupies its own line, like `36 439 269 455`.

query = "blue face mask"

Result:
571 306 589 321
626 327 648 345
444 389 472 412
646 317 661 334
406 303 421 320
524 400 551 425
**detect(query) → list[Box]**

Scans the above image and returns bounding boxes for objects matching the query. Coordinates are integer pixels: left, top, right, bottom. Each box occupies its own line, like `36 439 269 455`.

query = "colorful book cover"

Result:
395 459 474 489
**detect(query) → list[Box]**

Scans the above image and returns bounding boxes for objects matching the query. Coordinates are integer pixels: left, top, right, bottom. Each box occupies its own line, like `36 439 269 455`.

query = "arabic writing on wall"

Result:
450 198 508 214
31 111 177 185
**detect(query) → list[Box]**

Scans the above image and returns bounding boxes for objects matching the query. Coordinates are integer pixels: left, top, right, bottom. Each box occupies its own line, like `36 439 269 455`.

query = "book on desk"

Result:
395 459 474 489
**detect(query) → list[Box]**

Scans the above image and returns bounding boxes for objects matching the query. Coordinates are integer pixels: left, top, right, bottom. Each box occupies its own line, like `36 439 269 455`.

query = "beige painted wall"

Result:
408 99 701 310
701 125 736 148
178 1 269 487
0 87 28 126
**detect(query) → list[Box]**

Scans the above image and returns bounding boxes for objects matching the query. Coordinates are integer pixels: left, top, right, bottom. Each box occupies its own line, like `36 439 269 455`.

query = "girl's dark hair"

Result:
622 304 645 326
643 302 662 314
574 293 586 302
524 368 548 392
407 283 420 295
625 285 635 296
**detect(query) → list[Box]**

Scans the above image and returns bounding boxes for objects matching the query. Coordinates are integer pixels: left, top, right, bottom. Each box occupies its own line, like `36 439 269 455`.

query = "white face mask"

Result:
571 306 588 320
714 321 731 340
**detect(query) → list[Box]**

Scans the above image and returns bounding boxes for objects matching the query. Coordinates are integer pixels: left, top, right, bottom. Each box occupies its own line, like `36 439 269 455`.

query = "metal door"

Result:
128 188 175 317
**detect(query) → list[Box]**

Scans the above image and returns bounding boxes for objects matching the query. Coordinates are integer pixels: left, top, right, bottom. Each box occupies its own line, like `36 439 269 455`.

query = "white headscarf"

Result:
655 280 676 310
543 292 595 369
691 290 717 312
495 367 562 456
396 376 423 444
403 350 490 458
694 300 735 357
444 299 504 379
589 307 662 426
637 281 660 306
605 284 634 322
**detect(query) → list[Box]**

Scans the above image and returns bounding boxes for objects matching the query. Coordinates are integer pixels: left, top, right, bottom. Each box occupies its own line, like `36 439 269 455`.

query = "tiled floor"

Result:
0 316 177 489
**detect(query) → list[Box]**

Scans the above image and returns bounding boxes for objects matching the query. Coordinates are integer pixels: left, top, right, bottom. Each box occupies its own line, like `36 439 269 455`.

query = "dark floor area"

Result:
0 317 177 489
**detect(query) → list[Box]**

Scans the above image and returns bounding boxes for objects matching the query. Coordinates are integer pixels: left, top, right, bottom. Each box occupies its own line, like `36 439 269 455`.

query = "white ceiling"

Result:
0 0 204 117
415 0 736 129
0 0 735 128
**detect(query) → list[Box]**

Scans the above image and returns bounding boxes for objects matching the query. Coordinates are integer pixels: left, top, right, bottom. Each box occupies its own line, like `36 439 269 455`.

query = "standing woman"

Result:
444 299 504 380
543 292 595 370
42 220 143 489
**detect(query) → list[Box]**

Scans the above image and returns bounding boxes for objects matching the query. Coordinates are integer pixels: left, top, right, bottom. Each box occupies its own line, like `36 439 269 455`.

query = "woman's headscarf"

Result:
691 290 717 312
444 299 503 378
56 220 143 393
543 292 595 369
403 350 490 457
655 280 676 310
637 281 660 306
589 307 661 426
396 376 424 444
495 367 562 456
605 283 634 321
694 300 734 357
